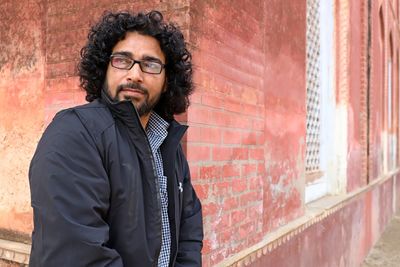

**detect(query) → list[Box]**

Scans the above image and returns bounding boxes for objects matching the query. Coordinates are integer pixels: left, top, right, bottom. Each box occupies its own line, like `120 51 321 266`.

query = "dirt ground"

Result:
361 214 400 267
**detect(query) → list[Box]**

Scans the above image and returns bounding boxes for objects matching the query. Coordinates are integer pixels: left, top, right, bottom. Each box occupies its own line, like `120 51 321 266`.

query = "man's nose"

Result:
126 63 144 82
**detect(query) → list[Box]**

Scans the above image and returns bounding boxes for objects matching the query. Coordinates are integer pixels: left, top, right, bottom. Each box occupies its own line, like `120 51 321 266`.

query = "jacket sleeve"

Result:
29 111 123 267
175 148 204 267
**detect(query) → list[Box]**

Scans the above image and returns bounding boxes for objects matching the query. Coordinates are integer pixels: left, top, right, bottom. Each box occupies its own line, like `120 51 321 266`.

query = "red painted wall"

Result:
262 0 306 232
188 1 266 264
0 0 44 235
347 1 368 191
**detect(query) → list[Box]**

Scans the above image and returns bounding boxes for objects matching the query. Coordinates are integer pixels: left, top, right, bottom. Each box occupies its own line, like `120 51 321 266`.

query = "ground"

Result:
362 214 400 267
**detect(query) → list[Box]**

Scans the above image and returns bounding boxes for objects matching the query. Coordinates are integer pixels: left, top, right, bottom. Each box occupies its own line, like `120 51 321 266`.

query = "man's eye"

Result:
115 58 130 64
142 61 160 69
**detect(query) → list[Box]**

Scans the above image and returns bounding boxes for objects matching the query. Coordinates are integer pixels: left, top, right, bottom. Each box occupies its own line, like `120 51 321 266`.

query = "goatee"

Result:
103 81 157 117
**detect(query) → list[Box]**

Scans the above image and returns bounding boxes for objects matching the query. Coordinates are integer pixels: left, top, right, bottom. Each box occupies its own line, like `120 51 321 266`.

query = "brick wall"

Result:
188 1 266 265
187 0 307 264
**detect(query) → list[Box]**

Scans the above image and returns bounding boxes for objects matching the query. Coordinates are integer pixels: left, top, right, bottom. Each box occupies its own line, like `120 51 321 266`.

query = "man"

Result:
29 10 203 267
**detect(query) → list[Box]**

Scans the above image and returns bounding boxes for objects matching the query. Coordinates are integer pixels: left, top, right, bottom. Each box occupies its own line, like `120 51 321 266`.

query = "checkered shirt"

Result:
146 112 171 267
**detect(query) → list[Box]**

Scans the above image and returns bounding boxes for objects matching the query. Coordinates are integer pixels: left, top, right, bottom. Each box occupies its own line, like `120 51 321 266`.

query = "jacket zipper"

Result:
132 107 163 263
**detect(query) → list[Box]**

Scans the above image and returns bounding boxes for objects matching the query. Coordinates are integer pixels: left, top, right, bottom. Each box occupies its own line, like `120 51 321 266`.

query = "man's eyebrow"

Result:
112 51 133 57
142 55 164 64
111 52 163 63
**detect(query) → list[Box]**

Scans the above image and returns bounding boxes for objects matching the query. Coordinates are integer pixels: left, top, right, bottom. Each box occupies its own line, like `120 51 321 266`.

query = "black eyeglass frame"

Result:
109 54 165 74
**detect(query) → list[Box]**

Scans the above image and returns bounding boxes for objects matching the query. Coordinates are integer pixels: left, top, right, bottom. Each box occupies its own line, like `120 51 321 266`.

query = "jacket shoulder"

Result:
72 100 115 137
35 100 114 156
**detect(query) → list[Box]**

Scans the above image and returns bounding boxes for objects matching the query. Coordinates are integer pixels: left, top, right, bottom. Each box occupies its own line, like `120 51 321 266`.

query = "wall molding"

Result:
217 169 399 267
0 238 30 265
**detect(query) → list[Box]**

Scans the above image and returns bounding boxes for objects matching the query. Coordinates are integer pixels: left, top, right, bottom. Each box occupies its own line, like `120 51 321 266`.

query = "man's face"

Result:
104 31 166 116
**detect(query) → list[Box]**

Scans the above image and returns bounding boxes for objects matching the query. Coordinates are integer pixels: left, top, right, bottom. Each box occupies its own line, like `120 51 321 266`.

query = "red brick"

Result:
231 209 247 225
200 165 221 179
223 97 242 113
186 144 211 161
239 221 255 239
205 127 223 144
230 114 253 129
249 176 263 190
242 132 258 145
209 248 229 267
202 202 219 217
257 163 266 174
242 103 261 117
219 227 235 243
45 77 80 92
222 129 242 144
212 146 232 161
242 163 257 175
240 191 259 206
209 110 232 127
189 164 200 179
189 92 202 104
193 184 209 200
202 239 212 254
202 93 224 108
223 197 239 210
222 164 240 177
213 181 231 195
187 105 211 124
186 126 202 142
248 203 263 219
212 213 231 231
250 148 264 160
232 147 248 160
232 178 247 193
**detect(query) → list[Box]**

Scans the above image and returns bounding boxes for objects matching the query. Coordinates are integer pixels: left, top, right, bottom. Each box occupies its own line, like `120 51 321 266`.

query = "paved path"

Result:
361 214 400 267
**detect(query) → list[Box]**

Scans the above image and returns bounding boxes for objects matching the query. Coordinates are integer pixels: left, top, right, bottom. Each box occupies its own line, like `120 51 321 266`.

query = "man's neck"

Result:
140 112 151 129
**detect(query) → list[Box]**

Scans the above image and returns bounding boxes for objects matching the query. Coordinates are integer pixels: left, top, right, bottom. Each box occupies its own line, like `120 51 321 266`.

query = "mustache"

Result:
116 83 148 95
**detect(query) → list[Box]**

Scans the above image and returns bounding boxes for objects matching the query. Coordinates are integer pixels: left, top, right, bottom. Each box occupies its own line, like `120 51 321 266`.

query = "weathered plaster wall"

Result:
0 0 191 238
347 0 368 191
262 0 306 233
0 0 45 236
369 0 387 180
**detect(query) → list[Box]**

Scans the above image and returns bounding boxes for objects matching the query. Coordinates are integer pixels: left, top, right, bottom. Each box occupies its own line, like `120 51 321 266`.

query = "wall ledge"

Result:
0 238 30 265
216 169 400 267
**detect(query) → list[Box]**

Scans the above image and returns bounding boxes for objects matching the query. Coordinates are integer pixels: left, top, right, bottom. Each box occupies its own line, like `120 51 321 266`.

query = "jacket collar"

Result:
100 89 142 130
100 89 188 141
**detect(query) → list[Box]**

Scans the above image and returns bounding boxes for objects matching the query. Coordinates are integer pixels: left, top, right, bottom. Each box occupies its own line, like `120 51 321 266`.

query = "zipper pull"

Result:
178 182 183 193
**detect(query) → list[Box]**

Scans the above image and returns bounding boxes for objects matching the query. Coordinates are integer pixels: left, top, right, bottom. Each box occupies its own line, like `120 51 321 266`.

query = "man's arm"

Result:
175 147 204 267
29 111 122 267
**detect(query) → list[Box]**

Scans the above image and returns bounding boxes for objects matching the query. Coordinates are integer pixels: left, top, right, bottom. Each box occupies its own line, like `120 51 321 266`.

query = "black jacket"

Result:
29 97 203 267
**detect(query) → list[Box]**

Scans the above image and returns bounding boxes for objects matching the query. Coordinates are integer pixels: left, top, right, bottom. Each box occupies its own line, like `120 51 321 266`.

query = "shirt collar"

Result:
146 112 169 151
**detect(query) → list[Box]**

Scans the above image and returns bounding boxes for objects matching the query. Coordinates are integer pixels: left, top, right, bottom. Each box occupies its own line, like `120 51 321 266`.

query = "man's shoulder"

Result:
45 99 114 142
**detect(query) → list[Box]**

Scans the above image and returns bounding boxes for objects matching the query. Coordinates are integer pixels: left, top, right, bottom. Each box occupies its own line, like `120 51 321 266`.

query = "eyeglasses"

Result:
110 54 165 74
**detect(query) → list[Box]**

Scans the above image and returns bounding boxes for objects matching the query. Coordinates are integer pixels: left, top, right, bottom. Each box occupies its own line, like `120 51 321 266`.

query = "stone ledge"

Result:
216 169 400 267
0 239 30 265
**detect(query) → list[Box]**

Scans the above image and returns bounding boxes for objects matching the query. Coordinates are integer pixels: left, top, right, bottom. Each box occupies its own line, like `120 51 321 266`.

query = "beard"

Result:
104 81 160 117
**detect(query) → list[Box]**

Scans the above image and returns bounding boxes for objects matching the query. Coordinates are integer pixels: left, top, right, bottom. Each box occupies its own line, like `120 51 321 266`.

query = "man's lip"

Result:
120 88 145 94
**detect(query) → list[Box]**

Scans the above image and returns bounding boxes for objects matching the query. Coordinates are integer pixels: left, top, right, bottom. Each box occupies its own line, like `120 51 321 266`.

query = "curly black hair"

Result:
78 10 193 120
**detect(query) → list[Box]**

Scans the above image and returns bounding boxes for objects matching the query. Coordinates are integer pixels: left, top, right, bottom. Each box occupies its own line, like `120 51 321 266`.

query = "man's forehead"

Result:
112 32 165 60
